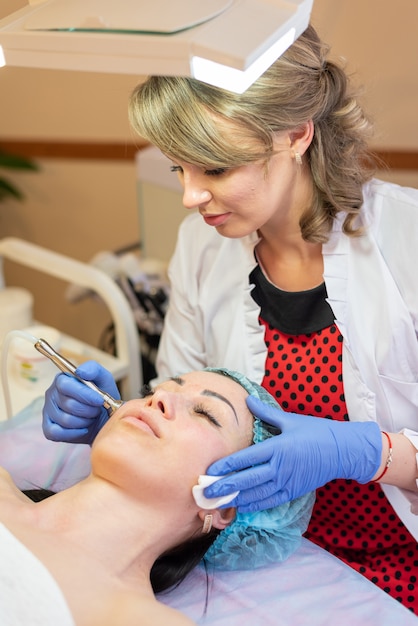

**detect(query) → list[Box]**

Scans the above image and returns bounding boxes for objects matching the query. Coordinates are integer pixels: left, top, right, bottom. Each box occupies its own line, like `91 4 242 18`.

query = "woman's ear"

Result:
198 507 236 531
288 119 314 157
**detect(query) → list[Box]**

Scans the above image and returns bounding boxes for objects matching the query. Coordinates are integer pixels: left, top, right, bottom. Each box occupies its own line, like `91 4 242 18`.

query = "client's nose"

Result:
147 389 175 420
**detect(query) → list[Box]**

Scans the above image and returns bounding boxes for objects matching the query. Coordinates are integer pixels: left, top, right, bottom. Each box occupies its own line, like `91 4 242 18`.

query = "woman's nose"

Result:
182 173 212 210
145 389 175 420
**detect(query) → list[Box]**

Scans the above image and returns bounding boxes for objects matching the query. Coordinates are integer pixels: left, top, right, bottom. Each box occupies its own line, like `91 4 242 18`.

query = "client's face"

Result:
91 371 253 501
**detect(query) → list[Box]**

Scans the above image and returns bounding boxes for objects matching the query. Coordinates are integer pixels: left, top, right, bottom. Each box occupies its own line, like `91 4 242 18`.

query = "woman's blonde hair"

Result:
129 25 376 242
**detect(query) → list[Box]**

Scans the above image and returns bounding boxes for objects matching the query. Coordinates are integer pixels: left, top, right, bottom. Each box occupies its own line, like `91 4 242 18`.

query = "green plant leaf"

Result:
0 151 38 171
0 178 24 201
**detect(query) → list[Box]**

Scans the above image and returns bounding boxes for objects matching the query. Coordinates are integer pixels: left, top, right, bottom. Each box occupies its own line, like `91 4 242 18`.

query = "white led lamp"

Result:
192 28 296 94
0 0 313 93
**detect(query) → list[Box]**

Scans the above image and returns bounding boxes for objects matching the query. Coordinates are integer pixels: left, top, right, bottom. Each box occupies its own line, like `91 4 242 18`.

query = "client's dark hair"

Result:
150 528 221 594
23 487 219 593
23 488 56 502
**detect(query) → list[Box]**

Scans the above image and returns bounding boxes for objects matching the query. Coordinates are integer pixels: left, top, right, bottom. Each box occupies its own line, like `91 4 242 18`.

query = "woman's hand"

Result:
42 361 120 445
205 396 382 512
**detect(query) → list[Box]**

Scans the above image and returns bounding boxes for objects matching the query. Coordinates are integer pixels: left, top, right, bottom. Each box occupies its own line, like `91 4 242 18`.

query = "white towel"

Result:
0 522 75 626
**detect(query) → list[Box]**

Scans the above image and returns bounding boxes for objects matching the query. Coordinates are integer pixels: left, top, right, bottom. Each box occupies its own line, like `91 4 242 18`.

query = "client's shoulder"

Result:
0 466 30 503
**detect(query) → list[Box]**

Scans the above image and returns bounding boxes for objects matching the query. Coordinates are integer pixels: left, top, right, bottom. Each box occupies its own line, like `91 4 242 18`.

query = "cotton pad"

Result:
192 474 239 508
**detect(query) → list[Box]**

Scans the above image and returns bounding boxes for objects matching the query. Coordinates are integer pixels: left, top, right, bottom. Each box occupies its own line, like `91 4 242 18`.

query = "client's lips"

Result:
122 411 160 437
201 212 231 227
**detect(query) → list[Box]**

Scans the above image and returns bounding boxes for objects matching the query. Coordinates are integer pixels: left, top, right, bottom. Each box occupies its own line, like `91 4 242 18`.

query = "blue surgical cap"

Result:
202 368 315 571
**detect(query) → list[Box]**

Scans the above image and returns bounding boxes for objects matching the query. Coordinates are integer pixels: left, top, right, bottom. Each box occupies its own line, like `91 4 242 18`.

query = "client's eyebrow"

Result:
169 376 239 424
202 390 239 424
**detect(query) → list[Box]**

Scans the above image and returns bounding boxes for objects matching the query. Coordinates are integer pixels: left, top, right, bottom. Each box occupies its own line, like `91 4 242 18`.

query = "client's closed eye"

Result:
194 403 222 428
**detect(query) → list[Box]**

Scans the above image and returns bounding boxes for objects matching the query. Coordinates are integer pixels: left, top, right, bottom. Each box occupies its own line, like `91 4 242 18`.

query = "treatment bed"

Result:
0 397 416 626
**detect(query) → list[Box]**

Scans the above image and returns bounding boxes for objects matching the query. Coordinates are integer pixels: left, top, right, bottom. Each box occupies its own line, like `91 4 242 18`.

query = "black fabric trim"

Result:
249 264 335 334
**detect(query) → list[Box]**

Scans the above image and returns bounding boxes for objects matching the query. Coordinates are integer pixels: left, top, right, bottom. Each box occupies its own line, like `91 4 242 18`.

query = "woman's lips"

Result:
122 414 159 437
202 212 231 227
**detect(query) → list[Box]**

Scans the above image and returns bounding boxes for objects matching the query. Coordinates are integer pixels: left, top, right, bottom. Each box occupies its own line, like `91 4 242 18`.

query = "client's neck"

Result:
27 474 198 584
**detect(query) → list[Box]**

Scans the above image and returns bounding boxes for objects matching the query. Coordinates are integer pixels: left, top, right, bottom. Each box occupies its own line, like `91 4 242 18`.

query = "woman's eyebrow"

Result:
169 376 239 424
169 376 185 386
202 389 239 424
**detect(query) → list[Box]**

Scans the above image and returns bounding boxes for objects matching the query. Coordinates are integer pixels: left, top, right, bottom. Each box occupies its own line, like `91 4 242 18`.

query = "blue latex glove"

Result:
42 360 120 445
205 396 382 513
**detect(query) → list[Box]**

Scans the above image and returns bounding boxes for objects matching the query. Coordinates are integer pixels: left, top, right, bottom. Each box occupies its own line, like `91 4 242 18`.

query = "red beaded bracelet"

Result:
371 431 393 482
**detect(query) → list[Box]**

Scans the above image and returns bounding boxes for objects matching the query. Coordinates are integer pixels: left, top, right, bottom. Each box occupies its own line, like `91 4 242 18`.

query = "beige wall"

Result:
312 0 418 151
0 4 145 346
0 159 139 347
0 0 418 348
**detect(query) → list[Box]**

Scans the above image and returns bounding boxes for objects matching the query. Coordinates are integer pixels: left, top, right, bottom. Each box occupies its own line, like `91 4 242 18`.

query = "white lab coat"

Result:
156 178 418 537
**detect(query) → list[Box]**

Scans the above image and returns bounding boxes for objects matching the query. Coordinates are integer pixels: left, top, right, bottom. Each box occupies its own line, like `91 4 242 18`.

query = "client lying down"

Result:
0 368 314 625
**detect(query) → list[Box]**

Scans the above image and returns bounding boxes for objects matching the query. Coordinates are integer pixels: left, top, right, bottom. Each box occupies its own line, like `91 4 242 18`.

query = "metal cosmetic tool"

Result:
34 338 123 415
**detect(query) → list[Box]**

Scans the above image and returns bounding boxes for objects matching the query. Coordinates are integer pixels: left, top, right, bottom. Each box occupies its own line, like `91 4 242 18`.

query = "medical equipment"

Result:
64 243 170 384
34 337 124 415
0 287 33 344
0 237 141 420
1 329 124 422
0 0 314 93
